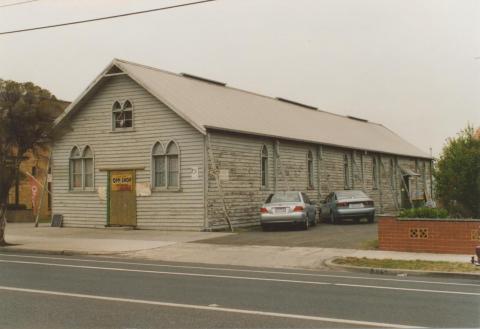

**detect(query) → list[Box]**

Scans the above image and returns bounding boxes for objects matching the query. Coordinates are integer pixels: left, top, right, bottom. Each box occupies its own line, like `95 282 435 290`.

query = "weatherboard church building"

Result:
51 59 433 230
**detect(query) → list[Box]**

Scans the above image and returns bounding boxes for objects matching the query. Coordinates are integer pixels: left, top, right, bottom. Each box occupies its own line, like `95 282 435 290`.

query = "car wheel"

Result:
330 212 338 225
302 217 309 230
353 218 360 224
368 214 375 223
261 223 270 231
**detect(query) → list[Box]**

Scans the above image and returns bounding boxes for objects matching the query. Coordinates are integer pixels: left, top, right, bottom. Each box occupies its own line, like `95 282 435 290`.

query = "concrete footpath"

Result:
2 223 476 273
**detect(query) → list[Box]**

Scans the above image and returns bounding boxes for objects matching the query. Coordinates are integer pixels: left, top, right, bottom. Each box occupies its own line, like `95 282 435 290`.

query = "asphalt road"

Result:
198 222 378 248
0 252 479 329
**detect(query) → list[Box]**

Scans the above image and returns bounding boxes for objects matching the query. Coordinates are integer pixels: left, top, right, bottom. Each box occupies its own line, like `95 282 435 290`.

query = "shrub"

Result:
434 125 480 218
399 207 449 219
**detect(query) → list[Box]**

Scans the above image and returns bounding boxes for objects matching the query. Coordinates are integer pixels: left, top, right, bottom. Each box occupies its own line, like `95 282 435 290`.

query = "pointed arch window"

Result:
70 147 82 189
166 142 179 187
261 145 268 188
373 156 379 189
70 146 94 190
307 150 314 189
344 154 351 189
83 146 94 188
153 142 166 188
390 158 396 189
113 100 133 129
152 141 180 189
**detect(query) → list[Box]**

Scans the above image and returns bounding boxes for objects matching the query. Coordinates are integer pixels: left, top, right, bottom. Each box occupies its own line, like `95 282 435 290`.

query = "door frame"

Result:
106 169 137 227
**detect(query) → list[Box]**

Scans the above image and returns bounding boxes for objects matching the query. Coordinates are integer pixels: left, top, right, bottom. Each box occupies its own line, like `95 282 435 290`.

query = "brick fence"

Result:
378 216 480 255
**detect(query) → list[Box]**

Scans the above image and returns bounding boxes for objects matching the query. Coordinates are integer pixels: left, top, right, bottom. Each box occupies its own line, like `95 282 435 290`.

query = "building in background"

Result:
7 101 69 222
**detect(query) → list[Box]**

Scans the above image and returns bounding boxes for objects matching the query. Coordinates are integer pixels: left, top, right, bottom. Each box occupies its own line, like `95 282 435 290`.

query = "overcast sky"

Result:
1 0 479 156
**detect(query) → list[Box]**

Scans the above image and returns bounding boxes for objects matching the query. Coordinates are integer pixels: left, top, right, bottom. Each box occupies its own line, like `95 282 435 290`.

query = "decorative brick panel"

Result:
378 216 480 254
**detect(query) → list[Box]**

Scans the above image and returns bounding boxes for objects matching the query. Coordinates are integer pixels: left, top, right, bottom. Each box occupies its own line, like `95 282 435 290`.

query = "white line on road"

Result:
1 258 479 296
1 252 478 288
0 259 331 286
0 285 424 329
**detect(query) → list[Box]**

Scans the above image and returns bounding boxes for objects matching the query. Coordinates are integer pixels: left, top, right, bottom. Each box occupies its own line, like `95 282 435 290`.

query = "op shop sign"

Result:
111 172 134 191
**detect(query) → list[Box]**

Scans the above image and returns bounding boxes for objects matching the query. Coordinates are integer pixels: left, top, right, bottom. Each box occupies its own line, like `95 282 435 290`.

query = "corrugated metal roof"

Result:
56 59 431 159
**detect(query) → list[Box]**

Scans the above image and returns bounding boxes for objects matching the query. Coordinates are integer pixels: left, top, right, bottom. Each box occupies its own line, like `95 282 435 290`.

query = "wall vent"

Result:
105 65 124 76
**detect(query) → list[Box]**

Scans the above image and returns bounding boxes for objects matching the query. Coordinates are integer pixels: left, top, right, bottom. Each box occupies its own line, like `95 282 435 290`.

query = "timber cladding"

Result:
52 74 205 230
378 216 480 254
206 130 432 230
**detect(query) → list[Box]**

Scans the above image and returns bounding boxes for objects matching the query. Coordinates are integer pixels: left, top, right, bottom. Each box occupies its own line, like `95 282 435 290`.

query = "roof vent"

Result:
181 73 226 86
105 65 124 75
347 115 368 123
276 97 318 110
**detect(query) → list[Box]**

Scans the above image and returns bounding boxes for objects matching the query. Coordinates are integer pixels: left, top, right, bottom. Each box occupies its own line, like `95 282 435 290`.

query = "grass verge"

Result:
361 239 379 250
333 257 480 273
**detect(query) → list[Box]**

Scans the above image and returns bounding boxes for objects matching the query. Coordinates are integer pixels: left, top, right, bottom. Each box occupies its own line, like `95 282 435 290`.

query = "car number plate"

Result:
274 207 288 213
349 203 364 209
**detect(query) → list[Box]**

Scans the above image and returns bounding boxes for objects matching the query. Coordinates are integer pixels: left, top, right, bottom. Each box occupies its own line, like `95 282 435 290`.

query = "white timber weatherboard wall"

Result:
52 74 206 230
205 130 433 229
206 130 321 229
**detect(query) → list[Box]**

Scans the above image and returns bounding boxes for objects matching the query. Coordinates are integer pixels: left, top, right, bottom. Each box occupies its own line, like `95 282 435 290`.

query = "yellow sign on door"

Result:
111 172 134 191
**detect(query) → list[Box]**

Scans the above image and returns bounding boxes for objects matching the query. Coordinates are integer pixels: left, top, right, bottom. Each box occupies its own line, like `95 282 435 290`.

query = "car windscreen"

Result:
336 190 368 199
266 192 301 203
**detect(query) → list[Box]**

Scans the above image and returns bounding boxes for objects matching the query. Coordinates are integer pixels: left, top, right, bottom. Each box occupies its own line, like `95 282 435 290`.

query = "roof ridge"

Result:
114 58 382 126
113 58 183 79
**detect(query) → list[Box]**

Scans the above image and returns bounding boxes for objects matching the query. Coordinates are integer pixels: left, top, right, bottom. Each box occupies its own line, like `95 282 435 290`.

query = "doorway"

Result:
401 175 411 209
109 170 137 226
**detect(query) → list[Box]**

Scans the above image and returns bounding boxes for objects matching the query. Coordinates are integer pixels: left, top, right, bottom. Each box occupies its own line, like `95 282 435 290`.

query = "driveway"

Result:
196 222 378 249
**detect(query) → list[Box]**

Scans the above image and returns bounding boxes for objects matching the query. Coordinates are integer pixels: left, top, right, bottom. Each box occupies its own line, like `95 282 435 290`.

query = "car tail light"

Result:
260 207 268 214
336 202 348 208
293 206 304 212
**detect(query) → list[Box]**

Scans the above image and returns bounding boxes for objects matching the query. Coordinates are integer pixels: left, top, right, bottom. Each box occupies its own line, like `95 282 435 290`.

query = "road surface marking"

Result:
1 252 477 288
0 259 331 286
0 285 424 329
335 283 480 296
1 258 479 296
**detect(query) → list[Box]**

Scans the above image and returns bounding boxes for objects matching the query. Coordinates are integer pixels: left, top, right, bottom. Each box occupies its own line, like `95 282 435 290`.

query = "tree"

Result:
0 79 63 246
434 125 480 218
